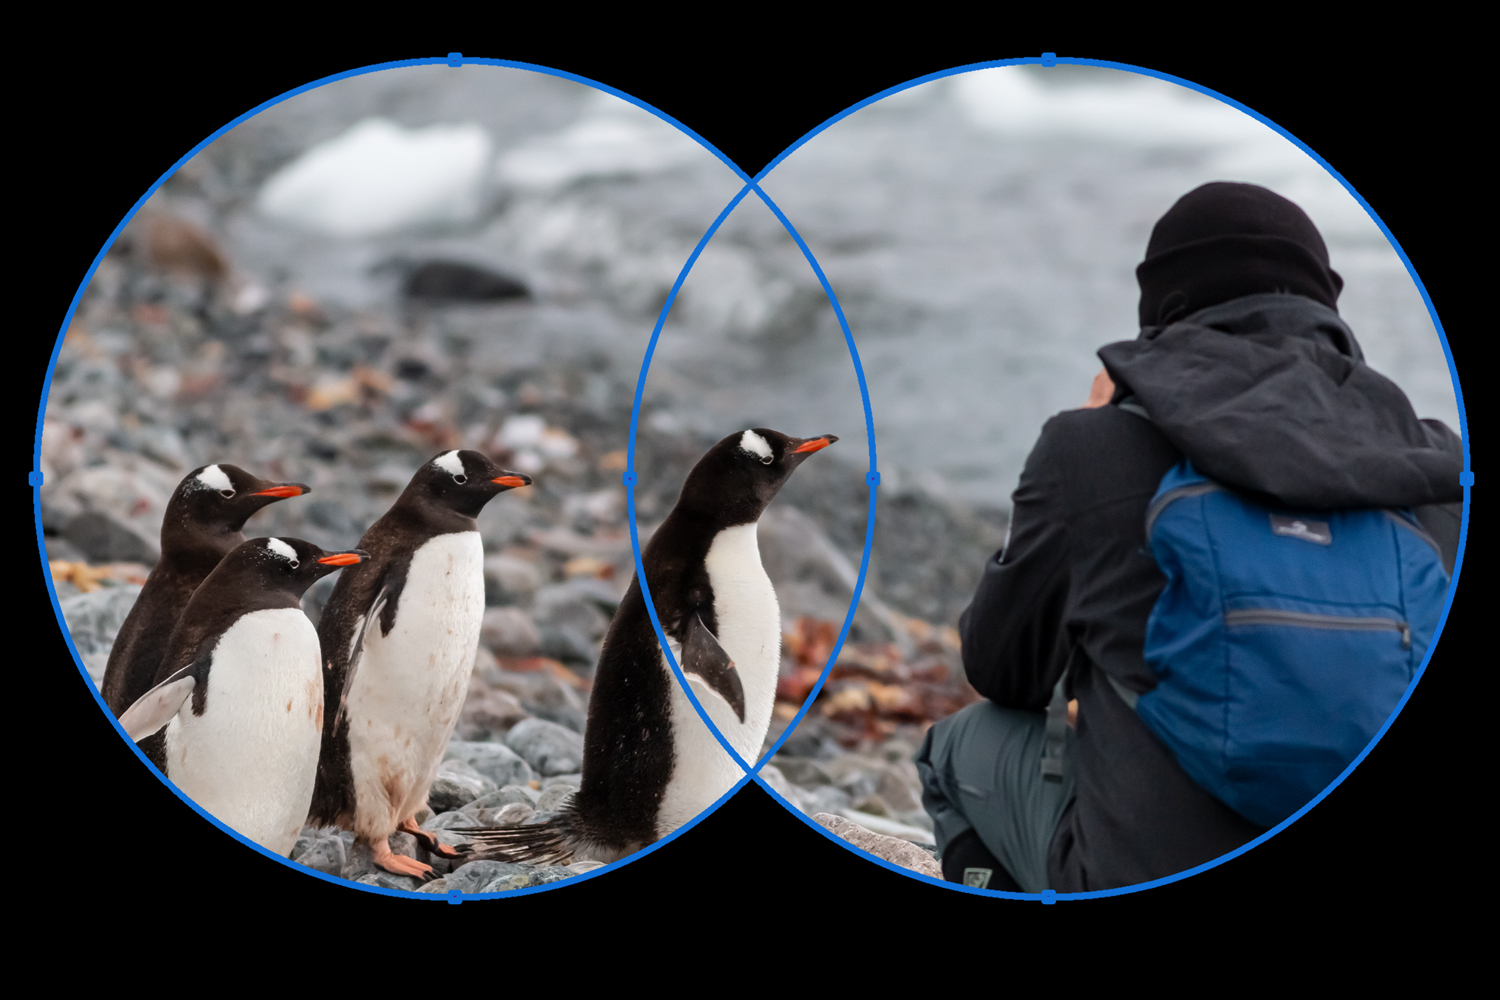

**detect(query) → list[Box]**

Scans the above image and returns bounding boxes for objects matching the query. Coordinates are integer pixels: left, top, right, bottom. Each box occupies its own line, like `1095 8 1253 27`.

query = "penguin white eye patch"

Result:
196 465 234 492
739 430 774 463
266 538 299 566
433 450 466 476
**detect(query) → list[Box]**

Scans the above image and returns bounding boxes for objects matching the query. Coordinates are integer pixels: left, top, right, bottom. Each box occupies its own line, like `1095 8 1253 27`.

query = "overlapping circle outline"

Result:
33 53 1469 903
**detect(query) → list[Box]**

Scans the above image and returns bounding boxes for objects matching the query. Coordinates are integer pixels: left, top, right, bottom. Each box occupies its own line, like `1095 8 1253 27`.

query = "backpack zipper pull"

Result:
1401 623 1411 650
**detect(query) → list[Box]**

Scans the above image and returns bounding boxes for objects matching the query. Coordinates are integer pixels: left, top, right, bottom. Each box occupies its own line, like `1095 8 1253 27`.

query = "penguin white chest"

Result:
344 531 485 833
659 521 780 834
164 608 324 857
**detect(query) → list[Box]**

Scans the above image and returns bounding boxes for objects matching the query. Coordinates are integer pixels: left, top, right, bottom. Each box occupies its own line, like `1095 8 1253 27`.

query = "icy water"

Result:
148 61 1460 510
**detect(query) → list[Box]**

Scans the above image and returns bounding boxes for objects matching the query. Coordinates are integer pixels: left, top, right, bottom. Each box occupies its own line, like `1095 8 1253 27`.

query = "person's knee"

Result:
920 698 1003 768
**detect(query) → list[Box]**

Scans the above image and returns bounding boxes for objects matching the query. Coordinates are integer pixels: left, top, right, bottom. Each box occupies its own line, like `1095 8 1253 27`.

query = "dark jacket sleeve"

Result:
958 417 1073 713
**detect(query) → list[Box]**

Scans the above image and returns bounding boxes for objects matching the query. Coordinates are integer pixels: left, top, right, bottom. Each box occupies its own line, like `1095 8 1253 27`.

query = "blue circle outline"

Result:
621 174 881 779
32 53 1469 902
731 53 1469 901
31 55 768 902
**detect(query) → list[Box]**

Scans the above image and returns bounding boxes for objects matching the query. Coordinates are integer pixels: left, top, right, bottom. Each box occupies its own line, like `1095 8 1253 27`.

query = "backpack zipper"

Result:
1224 608 1411 649
1145 482 1224 537
1149 487 1443 571
1382 510 1444 560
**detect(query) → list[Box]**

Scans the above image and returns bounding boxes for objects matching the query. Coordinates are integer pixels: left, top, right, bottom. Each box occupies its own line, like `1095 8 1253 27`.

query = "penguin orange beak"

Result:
317 552 365 566
492 475 532 488
791 436 837 454
251 484 310 498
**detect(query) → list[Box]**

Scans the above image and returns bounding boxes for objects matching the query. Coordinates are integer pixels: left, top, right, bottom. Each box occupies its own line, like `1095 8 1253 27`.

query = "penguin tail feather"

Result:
454 812 578 867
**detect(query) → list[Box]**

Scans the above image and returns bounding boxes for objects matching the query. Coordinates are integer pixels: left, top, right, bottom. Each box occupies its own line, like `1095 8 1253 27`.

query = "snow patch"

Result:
257 118 493 238
495 93 707 193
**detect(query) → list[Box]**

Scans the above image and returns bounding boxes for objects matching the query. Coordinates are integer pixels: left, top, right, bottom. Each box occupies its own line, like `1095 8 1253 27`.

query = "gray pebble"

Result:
505 717 584 776
355 871 428 892
535 783 576 813
463 785 541 813
896 809 936 833
424 810 480 831
297 835 348 876
64 510 160 565
485 554 541 604
481 607 542 656
480 868 575 892
445 860 535 894
428 763 495 813
290 828 319 861
802 785 854 814
533 581 614 638
770 756 835 787
492 802 535 827
58 585 143 684
445 740 535 788
479 664 588 733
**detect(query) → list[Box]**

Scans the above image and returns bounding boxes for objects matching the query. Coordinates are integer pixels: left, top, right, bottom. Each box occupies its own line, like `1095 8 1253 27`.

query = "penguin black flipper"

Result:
682 611 745 723
333 586 388 734
308 559 395 829
117 661 199 742
127 537 366 856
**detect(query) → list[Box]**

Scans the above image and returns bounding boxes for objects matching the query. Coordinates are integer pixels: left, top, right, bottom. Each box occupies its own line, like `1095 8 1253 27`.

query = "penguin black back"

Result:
620 428 836 667
99 464 308 715
494 429 837 860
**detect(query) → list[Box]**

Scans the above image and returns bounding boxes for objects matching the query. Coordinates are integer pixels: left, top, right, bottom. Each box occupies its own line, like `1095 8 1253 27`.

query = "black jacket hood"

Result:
1098 293 1463 510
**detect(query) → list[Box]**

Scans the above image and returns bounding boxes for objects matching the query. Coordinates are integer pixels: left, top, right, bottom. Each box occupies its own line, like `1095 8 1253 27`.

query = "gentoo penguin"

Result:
119 536 366 857
99 464 309 716
307 450 531 879
466 428 836 865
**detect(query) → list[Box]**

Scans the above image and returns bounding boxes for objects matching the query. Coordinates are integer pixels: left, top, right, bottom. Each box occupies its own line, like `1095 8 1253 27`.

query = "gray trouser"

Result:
915 700 1076 893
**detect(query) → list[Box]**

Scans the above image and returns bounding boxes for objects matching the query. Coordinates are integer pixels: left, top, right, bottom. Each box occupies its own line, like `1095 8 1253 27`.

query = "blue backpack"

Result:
1131 460 1450 828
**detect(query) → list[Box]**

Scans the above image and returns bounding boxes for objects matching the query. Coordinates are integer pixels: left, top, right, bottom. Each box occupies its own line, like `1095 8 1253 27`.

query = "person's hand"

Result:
1083 368 1114 408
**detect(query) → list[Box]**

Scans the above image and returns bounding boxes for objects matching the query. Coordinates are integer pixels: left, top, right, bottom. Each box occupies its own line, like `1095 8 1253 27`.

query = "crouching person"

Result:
918 182 1462 893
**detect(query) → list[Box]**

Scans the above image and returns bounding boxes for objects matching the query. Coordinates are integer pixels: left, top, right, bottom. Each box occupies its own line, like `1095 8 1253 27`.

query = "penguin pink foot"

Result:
398 816 468 859
371 838 436 881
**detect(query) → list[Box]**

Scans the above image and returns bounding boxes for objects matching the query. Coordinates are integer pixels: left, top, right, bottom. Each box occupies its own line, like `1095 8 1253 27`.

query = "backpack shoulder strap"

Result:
1041 646 1078 782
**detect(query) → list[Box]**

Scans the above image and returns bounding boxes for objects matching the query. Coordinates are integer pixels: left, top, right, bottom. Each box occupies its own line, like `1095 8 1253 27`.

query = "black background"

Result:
22 34 1478 941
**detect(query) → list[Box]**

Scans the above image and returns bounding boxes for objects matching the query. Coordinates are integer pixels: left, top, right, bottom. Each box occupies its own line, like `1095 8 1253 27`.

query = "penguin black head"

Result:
402 449 533 519
219 536 369 600
678 429 838 526
167 464 310 540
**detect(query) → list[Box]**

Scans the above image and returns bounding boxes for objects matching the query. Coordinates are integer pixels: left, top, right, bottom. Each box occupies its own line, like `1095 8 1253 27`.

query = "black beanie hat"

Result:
1136 182 1344 328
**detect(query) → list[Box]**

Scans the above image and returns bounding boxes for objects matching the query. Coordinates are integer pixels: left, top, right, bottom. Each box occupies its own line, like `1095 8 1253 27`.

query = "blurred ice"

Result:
495 92 711 193
751 65 1461 504
952 68 1267 144
257 118 493 237
953 68 1377 242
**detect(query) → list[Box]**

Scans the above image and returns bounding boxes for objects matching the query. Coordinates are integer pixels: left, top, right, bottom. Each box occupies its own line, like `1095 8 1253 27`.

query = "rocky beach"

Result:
38 62 1458 894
